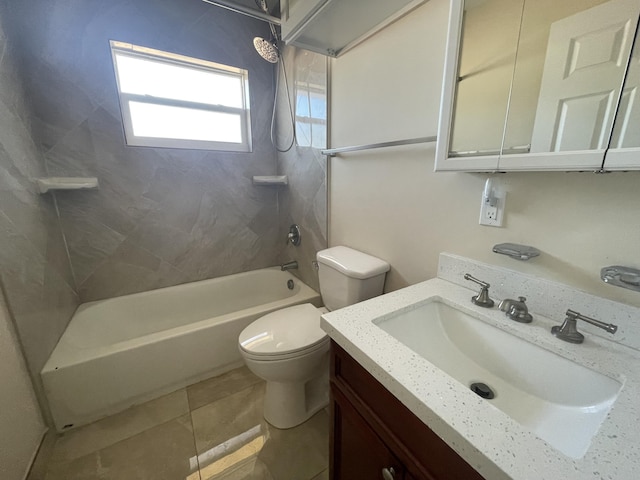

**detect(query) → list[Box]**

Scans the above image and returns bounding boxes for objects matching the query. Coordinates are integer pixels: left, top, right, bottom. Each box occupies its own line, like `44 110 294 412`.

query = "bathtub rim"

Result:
42 268 320 372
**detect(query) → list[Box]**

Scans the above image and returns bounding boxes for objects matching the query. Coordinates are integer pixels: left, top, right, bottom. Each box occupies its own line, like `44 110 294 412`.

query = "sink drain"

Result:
470 382 495 399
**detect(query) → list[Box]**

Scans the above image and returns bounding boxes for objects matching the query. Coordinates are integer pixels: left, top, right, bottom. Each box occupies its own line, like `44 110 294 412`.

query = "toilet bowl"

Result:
238 246 390 429
239 303 329 429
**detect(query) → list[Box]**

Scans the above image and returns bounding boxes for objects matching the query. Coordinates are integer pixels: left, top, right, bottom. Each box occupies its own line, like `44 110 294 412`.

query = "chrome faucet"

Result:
464 274 494 308
281 261 298 271
551 309 617 344
498 296 533 323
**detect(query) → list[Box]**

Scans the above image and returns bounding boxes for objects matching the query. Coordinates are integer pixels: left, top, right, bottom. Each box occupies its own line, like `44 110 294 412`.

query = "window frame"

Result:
110 40 252 152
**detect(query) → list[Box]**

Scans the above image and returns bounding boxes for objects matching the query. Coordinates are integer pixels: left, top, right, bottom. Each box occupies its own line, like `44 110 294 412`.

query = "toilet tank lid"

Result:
316 246 390 279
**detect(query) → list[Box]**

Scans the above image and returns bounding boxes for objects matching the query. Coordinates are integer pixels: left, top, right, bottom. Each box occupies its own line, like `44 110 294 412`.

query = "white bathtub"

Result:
42 268 321 432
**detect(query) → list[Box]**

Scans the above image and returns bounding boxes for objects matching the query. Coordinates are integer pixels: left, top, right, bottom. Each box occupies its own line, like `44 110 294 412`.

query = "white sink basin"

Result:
374 298 622 459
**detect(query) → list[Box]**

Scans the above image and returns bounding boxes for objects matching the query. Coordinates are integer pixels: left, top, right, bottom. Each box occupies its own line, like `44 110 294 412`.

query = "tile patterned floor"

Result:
42 367 329 480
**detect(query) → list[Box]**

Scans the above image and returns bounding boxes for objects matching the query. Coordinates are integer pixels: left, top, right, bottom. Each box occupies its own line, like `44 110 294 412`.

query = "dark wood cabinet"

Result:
331 385 406 479
329 341 486 480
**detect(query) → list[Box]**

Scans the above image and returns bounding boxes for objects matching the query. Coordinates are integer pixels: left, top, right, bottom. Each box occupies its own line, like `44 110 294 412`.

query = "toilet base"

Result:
263 367 329 429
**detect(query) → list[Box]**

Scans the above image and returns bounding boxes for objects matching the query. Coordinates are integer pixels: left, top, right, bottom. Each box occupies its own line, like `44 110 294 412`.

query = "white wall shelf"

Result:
36 177 99 194
252 175 288 186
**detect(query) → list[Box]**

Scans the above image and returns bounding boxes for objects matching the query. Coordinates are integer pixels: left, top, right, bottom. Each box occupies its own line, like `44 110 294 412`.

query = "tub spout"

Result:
281 261 298 271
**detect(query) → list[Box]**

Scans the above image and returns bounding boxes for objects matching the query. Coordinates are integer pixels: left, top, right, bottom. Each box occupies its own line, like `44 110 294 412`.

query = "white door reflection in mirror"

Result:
529 0 637 153
604 21 640 169
610 27 640 149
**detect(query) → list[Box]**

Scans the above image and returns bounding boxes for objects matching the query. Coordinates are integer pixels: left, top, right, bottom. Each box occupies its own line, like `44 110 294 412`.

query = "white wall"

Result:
0 292 45 480
329 0 640 308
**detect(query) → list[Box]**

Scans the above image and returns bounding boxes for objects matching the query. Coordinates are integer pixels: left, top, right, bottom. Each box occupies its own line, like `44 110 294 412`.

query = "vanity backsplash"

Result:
438 253 640 352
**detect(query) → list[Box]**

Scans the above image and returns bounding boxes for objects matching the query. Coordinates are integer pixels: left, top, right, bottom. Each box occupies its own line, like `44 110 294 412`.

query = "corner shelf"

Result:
36 177 99 194
252 175 288 186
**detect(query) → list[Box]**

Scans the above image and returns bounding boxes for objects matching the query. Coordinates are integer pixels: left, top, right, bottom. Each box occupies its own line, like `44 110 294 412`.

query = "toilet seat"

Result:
239 303 329 360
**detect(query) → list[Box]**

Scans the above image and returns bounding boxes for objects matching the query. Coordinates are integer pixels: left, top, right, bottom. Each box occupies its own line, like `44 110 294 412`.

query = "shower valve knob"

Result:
286 224 301 246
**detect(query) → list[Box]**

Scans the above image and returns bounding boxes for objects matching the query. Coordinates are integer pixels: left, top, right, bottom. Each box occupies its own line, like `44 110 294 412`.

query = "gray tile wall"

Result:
276 47 328 292
0 4 78 404
11 0 283 301
1 0 328 429
2 0 328 375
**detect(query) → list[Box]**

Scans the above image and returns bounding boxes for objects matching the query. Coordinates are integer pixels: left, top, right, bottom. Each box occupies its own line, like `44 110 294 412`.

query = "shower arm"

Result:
201 0 281 25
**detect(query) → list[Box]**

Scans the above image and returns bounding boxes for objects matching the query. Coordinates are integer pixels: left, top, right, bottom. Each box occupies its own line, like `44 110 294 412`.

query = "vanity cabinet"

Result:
280 0 426 58
329 341 485 480
435 0 640 172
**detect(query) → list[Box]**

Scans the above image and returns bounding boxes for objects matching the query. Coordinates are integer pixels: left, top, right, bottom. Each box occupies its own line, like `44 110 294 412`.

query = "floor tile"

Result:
191 383 266 456
193 400 328 480
187 366 262 411
27 432 57 480
199 449 273 480
310 469 329 480
49 389 190 465
258 409 329 480
43 367 329 480
45 414 199 480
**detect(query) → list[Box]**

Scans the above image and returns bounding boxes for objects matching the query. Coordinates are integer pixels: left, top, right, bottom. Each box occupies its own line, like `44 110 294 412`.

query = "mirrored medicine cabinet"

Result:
435 0 640 172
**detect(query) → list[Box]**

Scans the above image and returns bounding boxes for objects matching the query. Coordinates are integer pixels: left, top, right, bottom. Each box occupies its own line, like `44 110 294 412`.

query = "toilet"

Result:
238 246 390 429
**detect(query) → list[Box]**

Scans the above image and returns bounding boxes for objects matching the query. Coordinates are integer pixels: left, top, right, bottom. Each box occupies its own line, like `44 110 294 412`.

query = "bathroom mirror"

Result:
448 0 523 159
603 22 640 170
435 0 640 172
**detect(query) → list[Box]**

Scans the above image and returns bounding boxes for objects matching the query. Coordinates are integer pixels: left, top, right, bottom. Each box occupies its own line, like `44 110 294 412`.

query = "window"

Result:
110 41 252 152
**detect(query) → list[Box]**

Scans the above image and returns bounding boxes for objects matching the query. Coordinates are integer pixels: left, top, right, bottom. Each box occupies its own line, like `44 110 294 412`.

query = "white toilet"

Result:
238 246 390 429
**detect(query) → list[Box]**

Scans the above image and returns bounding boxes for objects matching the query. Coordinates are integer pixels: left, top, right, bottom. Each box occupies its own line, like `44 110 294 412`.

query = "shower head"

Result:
254 36 279 63
252 0 279 62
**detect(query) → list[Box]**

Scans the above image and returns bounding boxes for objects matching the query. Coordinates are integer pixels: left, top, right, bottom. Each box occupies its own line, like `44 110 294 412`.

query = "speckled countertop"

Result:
320 256 640 480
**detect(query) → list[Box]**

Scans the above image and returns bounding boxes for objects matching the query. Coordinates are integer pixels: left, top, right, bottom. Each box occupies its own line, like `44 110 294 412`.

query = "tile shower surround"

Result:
0 0 327 415
276 47 328 293
22 0 279 302
40 366 329 480
0 4 78 408
8 0 327 303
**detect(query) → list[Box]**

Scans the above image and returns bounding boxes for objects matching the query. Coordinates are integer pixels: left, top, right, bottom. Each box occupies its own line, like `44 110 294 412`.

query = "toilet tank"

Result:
316 246 390 311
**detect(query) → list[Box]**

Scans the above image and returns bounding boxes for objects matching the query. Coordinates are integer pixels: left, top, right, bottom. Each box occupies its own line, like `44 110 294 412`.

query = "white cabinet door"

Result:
437 0 640 172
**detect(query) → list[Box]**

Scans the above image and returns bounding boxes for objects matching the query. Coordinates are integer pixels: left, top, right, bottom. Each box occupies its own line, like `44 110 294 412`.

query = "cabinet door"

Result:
331 384 405 480
436 0 640 172
330 342 486 480
498 0 639 171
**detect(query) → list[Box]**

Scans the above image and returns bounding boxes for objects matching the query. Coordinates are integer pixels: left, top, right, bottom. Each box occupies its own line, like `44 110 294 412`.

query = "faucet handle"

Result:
464 274 494 308
552 309 617 344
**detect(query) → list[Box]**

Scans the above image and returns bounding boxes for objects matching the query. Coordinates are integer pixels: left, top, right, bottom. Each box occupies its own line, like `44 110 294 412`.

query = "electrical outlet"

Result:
479 193 505 227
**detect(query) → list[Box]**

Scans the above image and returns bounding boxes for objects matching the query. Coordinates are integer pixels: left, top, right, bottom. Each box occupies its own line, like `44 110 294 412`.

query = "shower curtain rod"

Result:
201 0 282 25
